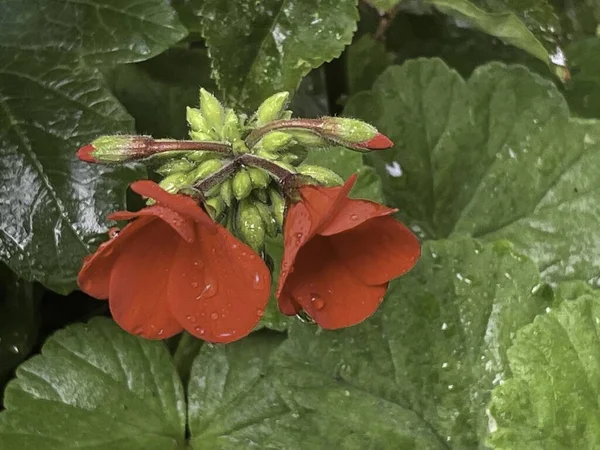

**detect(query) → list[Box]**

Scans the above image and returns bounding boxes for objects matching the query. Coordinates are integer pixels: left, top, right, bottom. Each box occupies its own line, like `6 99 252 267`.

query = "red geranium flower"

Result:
276 174 420 328
78 180 271 343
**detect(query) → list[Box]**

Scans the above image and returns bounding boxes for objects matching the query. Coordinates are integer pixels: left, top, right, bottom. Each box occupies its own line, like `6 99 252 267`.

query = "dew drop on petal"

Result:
350 214 358 221
210 312 219 320
256 309 264 316
157 329 164 336
310 293 325 310
194 327 205 335
186 315 197 324
191 281 199 288
252 272 265 289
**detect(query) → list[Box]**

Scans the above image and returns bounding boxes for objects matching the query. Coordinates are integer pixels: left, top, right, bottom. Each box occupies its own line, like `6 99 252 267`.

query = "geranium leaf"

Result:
199 0 359 110
488 292 600 449
271 238 551 448
0 317 186 449
345 58 600 285
0 0 187 293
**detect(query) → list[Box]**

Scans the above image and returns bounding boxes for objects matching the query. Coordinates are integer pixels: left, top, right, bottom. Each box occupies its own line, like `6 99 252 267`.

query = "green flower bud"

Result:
247 167 270 189
77 135 153 163
256 131 293 152
253 199 279 237
232 138 249 155
187 151 219 163
220 179 233 207
280 147 308 166
254 148 278 160
297 164 344 186
280 110 293 120
272 160 296 174
200 88 224 135
232 168 253 200
189 130 215 141
268 188 286 229
187 159 223 184
186 107 209 133
253 188 269 203
159 172 193 194
204 197 225 221
155 158 197 176
256 92 290 126
236 200 266 252
222 108 241 142
281 129 329 147
321 117 393 150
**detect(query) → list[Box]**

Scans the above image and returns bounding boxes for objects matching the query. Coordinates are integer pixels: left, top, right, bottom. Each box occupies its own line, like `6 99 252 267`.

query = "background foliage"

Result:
1 0 599 448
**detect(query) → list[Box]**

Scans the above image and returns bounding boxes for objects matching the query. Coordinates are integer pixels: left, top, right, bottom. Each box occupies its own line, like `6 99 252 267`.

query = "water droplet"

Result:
196 280 218 300
231 243 238 249
157 329 164 336
310 293 324 310
252 273 265 289
193 260 203 267
8 345 19 354
295 232 303 244
186 315 197 324
210 312 219 320
350 214 358 221
441 322 448 331
256 309 264 316
194 327 205 335
191 281 199 288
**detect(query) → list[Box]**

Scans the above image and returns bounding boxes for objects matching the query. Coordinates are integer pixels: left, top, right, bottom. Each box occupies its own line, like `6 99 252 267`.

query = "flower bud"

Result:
189 130 215 141
247 167 270 189
253 188 269 203
204 197 225 221
282 129 329 147
220 179 233 207
255 131 293 152
200 88 224 135
321 117 393 150
155 158 197 176
297 164 343 186
236 200 266 252
256 92 290 126
232 168 253 200
280 110 293 120
187 159 223 184
186 107 209 133
232 138 250 155
159 172 193 194
253 199 279 237
272 160 297 174
222 109 241 142
187 151 219 163
77 135 153 163
268 188 286 229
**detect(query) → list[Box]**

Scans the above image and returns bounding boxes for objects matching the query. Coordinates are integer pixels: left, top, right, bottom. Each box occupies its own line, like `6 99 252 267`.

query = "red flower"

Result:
78 180 271 343
276 174 420 328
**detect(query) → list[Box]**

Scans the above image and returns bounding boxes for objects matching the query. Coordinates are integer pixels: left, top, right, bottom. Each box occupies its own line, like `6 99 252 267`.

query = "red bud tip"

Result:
77 144 97 163
358 133 394 150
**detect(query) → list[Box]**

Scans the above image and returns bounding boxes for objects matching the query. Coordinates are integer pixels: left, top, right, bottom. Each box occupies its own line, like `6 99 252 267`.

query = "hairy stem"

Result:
244 118 325 148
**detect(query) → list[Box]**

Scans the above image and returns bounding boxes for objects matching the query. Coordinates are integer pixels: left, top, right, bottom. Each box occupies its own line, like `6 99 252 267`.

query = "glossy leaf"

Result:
0 0 187 292
347 35 393 94
345 59 600 285
0 318 186 449
199 0 359 110
107 47 216 139
488 293 600 449
271 238 551 448
566 37 600 119
187 332 294 449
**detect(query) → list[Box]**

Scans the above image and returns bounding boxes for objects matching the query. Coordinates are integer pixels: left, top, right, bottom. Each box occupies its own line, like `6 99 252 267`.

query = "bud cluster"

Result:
77 89 393 252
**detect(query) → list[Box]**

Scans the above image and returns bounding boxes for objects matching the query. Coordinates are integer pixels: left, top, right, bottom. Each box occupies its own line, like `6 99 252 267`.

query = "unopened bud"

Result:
280 110 293 120
272 160 296 174
220 179 233 207
253 199 279 237
268 188 286 229
236 200 266 252
187 159 223 184
253 188 269 203
232 168 253 200
186 107 209 133
77 135 152 163
204 197 225 220
282 129 329 147
255 131 293 152
200 88 224 135
321 117 393 150
232 138 250 155
159 172 192 194
256 92 290 126
155 158 197 176
247 167 270 189
222 109 241 142
297 165 343 186
189 130 215 141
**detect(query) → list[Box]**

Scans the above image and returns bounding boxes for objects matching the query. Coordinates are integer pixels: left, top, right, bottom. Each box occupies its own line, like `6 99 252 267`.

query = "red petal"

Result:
319 197 396 236
168 225 270 343
77 144 97 162
78 215 155 299
278 235 387 329
108 220 183 339
129 180 216 230
330 216 420 285
109 205 195 243
357 133 393 149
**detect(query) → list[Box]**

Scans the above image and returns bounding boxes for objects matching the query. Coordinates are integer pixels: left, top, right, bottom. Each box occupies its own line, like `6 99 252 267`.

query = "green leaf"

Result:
345 59 600 285
347 35 393 94
289 68 330 118
187 332 291 449
488 293 600 449
0 266 40 384
107 47 216 139
272 238 551 448
363 0 400 14
0 317 186 449
566 37 600 119
199 0 359 110
0 0 187 293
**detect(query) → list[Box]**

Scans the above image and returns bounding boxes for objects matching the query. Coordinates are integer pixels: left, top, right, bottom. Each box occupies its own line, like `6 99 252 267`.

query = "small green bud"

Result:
247 167 270 189
256 92 290 126
254 147 279 160
268 188 286 229
280 110 293 120
253 199 279 237
187 159 223 184
220 179 233 207
255 131 293 152
297 164 344 186
155 158 197 176
189 130 215 141
200 88 224 135
222 108 241 142
236 200 266 252
321 117 393 150
159 172 192 194
187 151 219 163
204 197 225 220
186 107 209 133
253 188 269 203
232 138 249 155
272 160 296 173
282 129 329 147
232 168 253 200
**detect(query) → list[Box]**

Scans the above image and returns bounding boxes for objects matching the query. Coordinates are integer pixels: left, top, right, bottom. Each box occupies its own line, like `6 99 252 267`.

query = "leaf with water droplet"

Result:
0 317 186 449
